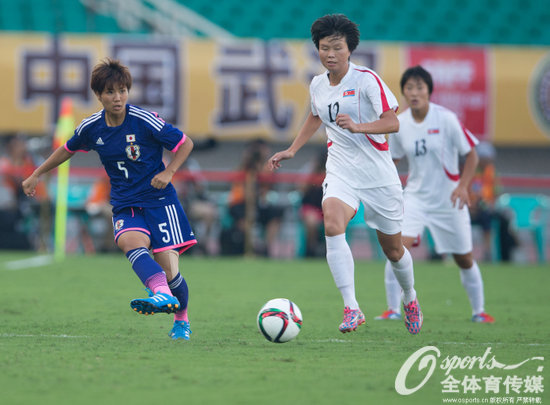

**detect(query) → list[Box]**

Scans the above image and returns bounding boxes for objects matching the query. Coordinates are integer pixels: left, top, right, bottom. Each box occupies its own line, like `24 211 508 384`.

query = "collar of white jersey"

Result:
325 61 356 85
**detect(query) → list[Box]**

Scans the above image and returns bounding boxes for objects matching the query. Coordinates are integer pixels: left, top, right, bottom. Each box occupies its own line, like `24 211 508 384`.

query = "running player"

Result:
375 65 494 324
268 14 423 335
22 58 196 340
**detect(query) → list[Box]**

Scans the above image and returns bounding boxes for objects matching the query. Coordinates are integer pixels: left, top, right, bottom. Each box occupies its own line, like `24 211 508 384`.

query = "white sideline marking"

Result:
310 339 549 347
2 335 548 346
3 255 54 271
438 341 550 347
1 333 89 339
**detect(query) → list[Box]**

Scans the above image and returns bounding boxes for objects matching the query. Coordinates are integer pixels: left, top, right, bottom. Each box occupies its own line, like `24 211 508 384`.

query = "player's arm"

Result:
335 109 399 135
151 136 194 190
22 146 73 197
268 112 322 171
451 148 479 209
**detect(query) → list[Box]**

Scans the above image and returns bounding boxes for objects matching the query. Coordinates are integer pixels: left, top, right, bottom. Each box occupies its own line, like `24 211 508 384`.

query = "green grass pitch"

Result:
1 252 548 405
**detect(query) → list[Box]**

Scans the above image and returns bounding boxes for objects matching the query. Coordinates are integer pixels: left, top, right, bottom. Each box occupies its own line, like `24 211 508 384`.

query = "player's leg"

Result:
377 231 422 334
362 185 422 334
154 249 192 340
429 209 494 323
376 232 416 304
147 197 196 338
453 253 494 323
322 176 365 333
375 235 416 320
376 199 425 320
114 209 179 315
117 232 179 315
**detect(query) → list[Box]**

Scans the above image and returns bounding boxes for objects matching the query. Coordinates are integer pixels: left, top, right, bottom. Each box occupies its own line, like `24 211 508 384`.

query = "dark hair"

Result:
311 14 360 53
90 58 132 95
400 65 433 95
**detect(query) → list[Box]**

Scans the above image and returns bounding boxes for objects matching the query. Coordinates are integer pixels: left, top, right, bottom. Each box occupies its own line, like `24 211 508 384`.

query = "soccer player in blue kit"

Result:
22 58 196 340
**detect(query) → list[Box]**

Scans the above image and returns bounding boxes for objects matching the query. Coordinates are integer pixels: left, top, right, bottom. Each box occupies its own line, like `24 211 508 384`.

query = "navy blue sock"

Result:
126 248 164 285
168 272 189 310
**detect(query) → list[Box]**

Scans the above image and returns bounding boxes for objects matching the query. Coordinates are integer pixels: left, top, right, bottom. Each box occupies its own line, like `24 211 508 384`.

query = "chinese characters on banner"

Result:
1 34 549 144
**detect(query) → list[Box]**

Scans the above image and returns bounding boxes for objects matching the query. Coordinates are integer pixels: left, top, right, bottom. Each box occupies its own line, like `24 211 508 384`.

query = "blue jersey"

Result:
65 104 185 211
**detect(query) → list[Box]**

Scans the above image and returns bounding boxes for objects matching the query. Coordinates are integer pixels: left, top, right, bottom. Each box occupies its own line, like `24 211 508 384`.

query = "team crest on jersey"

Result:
115 219 124 231
126 134 136 143
428 128 440 134
343 89 355 97
126 144 141 161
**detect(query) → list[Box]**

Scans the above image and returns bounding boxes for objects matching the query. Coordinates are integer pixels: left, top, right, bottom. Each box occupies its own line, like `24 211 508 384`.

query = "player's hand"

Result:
268 150 295 171
335 113 358 132
451 185 470 209
22 174 39 197
151 171 172 189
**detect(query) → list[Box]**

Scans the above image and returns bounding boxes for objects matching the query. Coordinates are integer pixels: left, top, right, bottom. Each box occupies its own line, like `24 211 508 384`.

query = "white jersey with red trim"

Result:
310 62 400 189
389 102 479 210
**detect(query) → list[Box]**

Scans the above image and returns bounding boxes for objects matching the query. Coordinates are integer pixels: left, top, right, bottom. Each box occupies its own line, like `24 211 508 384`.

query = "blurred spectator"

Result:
222 139 284 256
469 142 517 261
0 135 50 250
469 142 497 260
174 156 219 256
299 150 326 257
85 176 117 252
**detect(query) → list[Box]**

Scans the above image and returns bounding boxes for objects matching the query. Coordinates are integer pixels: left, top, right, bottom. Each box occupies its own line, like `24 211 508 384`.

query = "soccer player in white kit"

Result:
268 14 423 335
375 65 494 323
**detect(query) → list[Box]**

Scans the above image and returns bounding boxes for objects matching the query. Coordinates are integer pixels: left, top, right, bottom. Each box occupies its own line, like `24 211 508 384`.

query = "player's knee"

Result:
323 219 345 236
383 245 404 262
117 231 150 253
453 253 473 269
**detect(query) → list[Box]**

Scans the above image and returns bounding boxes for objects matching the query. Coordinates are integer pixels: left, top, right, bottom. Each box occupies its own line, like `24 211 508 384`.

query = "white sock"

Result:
460 261 485 315
384 260 402 313
390 247 416 304
326 234 359 309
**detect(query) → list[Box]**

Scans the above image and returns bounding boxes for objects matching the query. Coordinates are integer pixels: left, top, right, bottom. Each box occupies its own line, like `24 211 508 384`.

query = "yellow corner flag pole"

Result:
53 98 74 262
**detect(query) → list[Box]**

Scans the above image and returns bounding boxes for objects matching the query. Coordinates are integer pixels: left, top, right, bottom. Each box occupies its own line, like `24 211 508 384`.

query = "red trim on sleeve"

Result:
461 124 476 148
355 68 390 112
327 141 333 148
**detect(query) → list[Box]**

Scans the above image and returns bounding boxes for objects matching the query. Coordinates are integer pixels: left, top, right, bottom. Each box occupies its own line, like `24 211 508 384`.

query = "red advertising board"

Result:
407 46 489 141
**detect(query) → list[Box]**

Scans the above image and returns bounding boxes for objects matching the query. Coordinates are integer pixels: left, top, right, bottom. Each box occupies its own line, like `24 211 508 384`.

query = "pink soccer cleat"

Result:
339 306 366 333
403 298 423 335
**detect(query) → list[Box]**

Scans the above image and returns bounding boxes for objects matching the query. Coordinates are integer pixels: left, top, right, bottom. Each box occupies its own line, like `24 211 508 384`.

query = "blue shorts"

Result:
112 200 197 254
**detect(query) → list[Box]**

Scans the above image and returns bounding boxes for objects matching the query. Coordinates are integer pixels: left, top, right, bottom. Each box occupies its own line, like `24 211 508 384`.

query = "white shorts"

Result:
402 197 472 255
322 173 403 235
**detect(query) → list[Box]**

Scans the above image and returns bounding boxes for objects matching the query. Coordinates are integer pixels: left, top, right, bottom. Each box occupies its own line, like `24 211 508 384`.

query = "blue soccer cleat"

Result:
169 320 192 340
130 292 180 315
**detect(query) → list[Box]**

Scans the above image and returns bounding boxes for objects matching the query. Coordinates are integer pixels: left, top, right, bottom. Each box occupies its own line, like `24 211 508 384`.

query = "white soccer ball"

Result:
257 298 303 343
